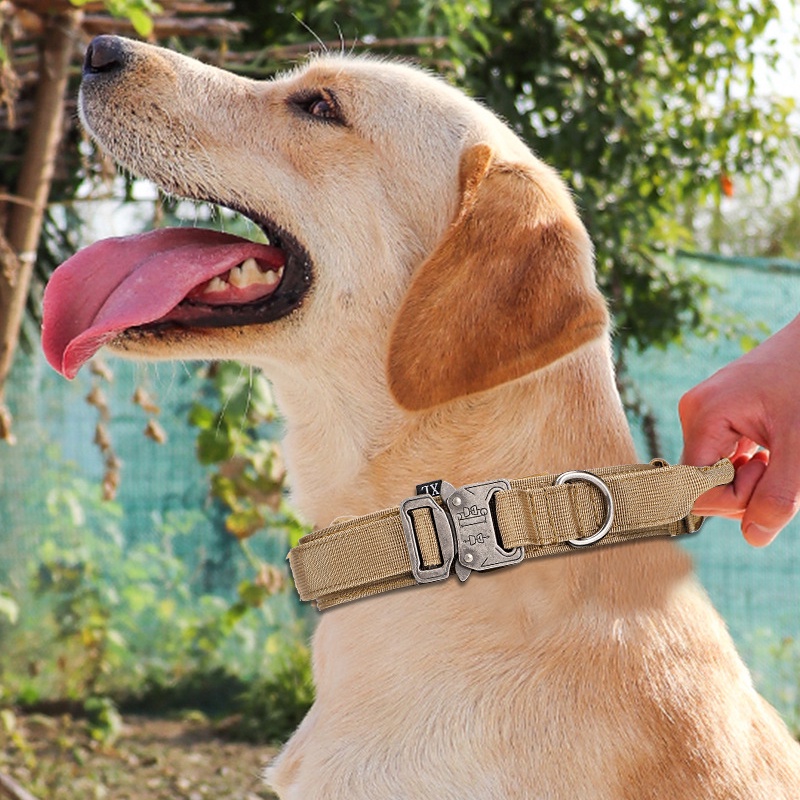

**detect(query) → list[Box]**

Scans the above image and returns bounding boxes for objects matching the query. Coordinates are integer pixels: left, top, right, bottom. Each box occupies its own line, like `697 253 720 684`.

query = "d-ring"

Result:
554 471 615 547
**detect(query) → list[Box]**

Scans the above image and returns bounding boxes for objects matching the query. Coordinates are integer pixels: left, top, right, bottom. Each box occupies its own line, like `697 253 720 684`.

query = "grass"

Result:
0 712 278 800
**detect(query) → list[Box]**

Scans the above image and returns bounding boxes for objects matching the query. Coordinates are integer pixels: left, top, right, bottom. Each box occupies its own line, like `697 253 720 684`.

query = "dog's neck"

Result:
266 338 637 528
261 338 697 701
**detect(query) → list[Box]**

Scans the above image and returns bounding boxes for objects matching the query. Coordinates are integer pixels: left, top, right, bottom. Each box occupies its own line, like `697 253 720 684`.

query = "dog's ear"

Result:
386 143 609 411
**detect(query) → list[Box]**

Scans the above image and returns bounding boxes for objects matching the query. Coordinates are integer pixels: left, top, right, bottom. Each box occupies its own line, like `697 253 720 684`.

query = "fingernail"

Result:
744 524 776 547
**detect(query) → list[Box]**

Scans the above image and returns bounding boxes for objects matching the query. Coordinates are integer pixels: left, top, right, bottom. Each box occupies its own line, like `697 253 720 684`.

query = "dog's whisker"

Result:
293 14 328 54
335 22 347 58
214 362 249 434
240 363 254 433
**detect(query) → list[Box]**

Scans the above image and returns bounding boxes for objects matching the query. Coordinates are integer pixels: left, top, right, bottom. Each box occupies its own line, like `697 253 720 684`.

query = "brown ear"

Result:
387 144 609 411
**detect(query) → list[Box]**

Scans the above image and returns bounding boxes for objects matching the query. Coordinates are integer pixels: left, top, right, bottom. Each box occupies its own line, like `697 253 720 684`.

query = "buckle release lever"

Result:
400 479 522 585
442 480 523 574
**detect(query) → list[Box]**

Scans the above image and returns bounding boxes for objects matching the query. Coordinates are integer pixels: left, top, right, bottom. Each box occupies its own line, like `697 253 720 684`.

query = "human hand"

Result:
679 314 800 546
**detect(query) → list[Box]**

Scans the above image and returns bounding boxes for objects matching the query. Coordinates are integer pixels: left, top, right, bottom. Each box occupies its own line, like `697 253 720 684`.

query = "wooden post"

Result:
0 10 80 432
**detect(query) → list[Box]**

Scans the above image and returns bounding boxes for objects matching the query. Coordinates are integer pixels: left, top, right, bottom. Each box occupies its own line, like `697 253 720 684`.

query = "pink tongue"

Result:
42 228 285 379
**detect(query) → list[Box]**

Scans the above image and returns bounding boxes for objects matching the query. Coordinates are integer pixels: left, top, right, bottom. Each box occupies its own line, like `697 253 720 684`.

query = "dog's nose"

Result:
83 35 127 76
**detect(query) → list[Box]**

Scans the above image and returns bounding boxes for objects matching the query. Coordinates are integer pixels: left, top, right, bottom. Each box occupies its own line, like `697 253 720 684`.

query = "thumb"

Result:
741 444 800 546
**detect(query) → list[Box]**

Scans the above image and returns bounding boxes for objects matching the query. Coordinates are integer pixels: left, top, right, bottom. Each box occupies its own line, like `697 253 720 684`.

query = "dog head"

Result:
43 36 607 411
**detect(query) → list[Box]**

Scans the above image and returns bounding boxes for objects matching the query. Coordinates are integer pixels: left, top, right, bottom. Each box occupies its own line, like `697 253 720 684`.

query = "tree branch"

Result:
81 14 247 38
0 772 41 800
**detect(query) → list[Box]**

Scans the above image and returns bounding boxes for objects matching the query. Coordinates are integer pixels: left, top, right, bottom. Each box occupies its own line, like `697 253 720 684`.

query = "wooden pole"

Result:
0 10 80 433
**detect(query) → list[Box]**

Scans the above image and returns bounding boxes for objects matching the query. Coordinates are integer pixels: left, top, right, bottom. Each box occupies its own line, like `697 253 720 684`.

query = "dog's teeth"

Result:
204 276 229 294
229 257 261 288
202 260 282 295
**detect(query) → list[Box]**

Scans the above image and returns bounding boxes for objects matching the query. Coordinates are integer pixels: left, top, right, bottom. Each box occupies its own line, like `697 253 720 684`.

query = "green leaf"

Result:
226 508 265 540
287 517 308 549
0 592 18 625
187 402 216 430
224 601 249 626
0 709 17 734
128 7 154 37
238 579 269 608
196 428 235 464
210 474 240 508
247 373 276 420
739 333 762 353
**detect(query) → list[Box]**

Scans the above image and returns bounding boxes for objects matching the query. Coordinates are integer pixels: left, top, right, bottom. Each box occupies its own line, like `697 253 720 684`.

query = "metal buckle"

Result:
441 480 523 573
554 471 615 547
400 494 455 584
401 479 522 585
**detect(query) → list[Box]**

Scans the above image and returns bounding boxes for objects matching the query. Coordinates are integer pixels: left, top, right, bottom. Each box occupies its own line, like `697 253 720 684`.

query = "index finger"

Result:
692 454 768 518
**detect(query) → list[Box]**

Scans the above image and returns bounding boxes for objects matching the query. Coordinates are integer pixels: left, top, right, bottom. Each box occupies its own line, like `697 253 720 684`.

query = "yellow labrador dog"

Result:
43 36 800 799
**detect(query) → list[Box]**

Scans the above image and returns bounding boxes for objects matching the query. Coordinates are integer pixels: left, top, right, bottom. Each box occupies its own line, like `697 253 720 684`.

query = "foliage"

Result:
0 708 35 771
69 0 163 37
32 539 126 698
231 0 489 65
0 459 307 708
83 695 124 744
122 666 249 717
232 640 314 745
190 363 282 537
185 359 312 704
0 587 18 626
189 359 309 549
452 1 793 352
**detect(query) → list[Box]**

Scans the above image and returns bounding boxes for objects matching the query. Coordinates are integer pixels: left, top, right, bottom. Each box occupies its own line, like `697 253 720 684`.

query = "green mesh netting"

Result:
0 252 798 723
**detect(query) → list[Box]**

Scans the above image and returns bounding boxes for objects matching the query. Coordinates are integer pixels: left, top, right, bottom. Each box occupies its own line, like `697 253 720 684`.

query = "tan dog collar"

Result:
289 459 734 610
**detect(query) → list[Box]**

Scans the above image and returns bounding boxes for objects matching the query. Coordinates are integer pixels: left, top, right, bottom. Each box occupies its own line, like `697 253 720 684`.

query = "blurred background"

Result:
1 1 799 797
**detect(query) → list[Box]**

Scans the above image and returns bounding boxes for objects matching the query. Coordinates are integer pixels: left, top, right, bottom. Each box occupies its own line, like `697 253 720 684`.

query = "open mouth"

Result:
138 204 312 330
41 199 313 379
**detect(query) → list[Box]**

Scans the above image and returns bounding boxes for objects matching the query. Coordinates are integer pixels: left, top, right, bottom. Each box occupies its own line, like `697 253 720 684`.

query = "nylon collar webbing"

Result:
289 459 734 610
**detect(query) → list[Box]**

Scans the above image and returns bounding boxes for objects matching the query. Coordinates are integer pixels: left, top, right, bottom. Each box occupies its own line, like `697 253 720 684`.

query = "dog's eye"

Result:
308 97 336 119
291 90 344 124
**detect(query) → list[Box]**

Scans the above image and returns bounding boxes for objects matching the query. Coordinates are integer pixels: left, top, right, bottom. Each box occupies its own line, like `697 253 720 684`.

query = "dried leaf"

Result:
86 385 110 420
144 418 167 444
94 422 111 451
90 358 114 383
254 563 285 595
0 404 15 445
133 386 161 415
